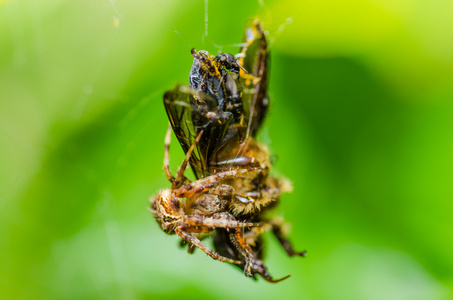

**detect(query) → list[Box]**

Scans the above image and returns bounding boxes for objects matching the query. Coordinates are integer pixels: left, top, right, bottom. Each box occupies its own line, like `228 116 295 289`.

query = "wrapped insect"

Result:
150 19 305 282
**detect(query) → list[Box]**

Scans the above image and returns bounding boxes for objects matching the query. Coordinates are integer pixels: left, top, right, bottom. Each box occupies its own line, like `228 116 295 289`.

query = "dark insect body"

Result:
150 19 306 282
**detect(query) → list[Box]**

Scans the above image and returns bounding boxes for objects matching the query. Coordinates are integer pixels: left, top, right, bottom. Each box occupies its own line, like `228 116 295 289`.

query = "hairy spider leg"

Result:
173 216 260 266
172 129 204 189
178 215 260 257
182 215 259 229
175 227 242 265
180 233 208 254
163 123 175 183
174 167 261 198
163 121 203 189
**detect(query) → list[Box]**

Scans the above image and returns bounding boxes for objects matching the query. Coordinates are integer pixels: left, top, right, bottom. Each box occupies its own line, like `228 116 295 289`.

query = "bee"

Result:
150 19 305 282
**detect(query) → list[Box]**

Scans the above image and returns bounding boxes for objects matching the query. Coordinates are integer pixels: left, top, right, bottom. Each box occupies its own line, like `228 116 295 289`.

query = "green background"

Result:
1 0 452 299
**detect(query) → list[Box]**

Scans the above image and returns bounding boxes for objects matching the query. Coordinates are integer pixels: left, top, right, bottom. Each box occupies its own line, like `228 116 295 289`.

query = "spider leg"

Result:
182 215 259 229
172 129 204 189
163 123 176 183
174 167 261 198
180 233 209 254
175 182 215 198
175 226 242 264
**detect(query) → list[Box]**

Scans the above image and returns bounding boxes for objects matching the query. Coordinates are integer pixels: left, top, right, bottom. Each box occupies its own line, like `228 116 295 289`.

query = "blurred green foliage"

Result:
1 0 452 299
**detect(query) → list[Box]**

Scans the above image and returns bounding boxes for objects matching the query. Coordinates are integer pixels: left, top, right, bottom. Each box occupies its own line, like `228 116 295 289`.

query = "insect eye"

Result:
215 54 224 62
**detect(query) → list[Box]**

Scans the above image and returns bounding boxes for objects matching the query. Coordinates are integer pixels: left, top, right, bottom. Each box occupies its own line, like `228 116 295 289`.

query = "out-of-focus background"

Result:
1 0 452 299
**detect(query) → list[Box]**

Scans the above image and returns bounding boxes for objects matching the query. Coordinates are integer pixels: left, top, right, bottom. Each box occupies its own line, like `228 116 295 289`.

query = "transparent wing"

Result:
238 19 269 138
163 84 237 179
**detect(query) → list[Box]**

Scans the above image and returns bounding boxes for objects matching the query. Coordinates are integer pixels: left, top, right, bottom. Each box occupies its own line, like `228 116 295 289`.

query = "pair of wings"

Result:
163 20 269 180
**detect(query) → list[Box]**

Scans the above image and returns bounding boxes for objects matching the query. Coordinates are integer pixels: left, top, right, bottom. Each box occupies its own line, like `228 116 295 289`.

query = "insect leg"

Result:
228 228 291 282
255 264 291 283
271 220 307 257
229 229 255 277
175 226 242 265
210 156 257 167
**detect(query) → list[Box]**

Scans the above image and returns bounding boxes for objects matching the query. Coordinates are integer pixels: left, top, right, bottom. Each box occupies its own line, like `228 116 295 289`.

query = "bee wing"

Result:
164 84 236 179
238 19 269 138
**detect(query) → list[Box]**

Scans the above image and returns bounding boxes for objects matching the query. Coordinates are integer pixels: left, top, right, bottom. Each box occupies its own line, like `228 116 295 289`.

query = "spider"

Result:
150 122 303 282
150 125 263 266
